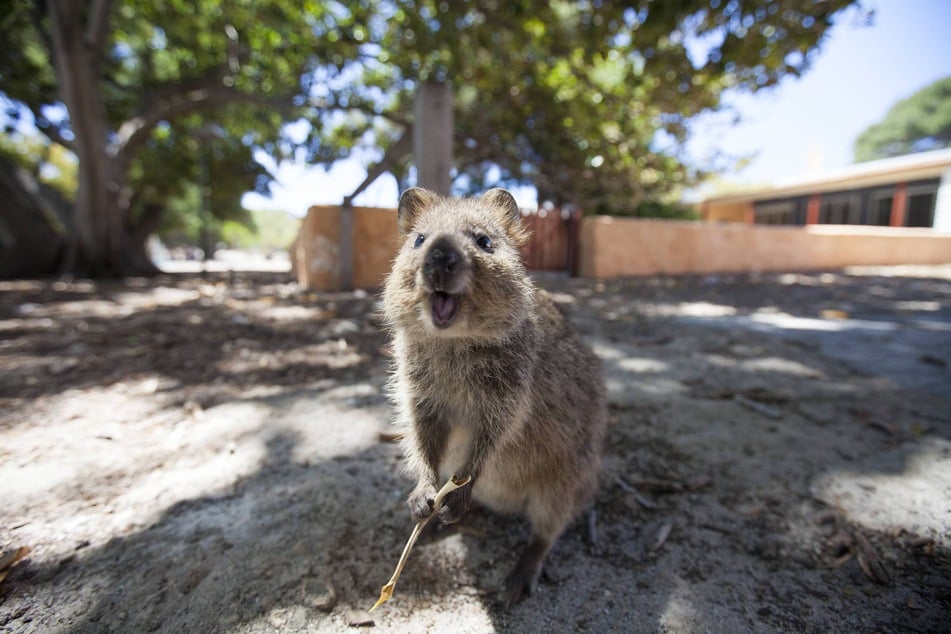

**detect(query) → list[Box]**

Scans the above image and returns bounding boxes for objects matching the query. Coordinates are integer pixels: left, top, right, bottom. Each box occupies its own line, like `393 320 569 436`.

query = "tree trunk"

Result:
47 0 149 277
0 157 69 278
125 204 163 276
413 80 454 195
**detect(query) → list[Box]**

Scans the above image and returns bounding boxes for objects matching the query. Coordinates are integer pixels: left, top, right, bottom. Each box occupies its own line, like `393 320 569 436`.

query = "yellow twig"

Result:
369 474 470 613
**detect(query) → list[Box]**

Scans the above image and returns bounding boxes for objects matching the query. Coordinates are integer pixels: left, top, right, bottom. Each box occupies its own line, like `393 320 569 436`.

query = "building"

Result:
700 148 951 230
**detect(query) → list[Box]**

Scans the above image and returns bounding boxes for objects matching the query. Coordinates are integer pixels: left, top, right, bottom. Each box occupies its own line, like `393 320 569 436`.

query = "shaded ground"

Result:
1 266 949 633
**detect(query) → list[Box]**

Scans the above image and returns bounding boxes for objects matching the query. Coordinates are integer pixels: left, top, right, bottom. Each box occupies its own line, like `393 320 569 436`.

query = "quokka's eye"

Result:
413 234 425 248
475 235 494 252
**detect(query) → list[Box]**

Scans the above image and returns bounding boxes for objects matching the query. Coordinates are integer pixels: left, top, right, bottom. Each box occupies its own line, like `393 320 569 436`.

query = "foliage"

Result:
329 0 860 214
220 208 301 251
0 0 367 156
611 199 701 221
853 76 951 162
0 128 77 198
133 119 261 231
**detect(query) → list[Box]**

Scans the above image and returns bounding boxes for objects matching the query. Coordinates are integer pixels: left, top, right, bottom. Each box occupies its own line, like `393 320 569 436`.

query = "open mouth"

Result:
430 291 460 328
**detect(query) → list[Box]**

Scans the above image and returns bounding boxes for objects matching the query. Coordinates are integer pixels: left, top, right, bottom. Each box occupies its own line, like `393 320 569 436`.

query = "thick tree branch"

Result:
113 79 294 161
361 108 411 128
140 72 235 107
35 123 76 153
343 127 412 205
324 93 412 127
116 73 410 163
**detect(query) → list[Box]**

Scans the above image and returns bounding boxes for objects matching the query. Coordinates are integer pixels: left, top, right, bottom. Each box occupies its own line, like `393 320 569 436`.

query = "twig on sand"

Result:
853 530 889 584
614 475 658 509
734 394 783 419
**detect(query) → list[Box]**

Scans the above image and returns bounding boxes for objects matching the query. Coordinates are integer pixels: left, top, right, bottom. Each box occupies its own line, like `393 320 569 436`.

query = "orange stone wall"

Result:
578 217 951 278
292 206 951 289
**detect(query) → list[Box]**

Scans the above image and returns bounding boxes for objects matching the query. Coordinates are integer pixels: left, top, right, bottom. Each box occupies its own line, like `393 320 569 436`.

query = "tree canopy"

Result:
0 0 858 276
853 76 951 163
363 0 858 213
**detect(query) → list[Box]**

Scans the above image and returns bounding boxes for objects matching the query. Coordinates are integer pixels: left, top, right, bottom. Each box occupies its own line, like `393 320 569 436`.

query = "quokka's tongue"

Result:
431 292 458 326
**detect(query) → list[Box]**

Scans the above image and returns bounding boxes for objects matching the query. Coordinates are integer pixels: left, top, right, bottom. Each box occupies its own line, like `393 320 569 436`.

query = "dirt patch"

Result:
1 267 949 632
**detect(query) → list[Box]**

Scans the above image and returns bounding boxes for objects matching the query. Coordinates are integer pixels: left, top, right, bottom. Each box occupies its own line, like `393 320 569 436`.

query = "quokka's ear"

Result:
482 188 529 246
397 187 436 235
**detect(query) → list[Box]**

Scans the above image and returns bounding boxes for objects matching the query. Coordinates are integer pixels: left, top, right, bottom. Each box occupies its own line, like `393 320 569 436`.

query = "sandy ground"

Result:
1 265 949 633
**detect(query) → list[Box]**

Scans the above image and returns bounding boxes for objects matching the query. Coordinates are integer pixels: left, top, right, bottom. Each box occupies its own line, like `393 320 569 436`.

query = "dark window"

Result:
867 190 893 226
819 193 861 224
754 200 798 225
907 190 937 227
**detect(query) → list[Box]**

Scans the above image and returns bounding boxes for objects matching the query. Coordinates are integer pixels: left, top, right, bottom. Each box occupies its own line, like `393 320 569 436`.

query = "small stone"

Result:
268 609 288 628
303 578 336 613
333 319 360 335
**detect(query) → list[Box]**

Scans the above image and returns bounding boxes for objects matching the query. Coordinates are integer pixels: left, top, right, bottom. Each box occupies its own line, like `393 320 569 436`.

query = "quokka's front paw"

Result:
438 482 471 524
407 485 437 522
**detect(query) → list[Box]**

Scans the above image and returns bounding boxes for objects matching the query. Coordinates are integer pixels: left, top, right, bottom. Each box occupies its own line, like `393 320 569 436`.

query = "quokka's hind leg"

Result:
500 497 572 608
501 535 551 608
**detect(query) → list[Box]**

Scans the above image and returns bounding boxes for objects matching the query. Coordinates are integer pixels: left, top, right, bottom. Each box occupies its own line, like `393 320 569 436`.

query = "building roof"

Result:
703 148 951 204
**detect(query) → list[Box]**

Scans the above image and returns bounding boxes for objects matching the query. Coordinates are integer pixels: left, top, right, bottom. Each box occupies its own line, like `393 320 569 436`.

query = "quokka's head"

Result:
382 187 532 339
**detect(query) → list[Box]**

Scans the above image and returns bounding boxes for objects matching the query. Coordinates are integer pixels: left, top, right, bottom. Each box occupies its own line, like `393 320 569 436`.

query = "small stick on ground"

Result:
651 522 673 552
615 476 659 510
735 395 783 419
622 477 685 494
853 530 889 584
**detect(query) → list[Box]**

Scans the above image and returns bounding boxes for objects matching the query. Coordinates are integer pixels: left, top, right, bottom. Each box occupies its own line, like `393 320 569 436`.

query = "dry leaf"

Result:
0 546 31 583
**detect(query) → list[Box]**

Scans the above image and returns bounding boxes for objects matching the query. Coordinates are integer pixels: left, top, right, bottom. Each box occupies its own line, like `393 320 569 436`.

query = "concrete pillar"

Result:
413 80 454 195
890 182 908 227
934 168 951 231
743 202 755 224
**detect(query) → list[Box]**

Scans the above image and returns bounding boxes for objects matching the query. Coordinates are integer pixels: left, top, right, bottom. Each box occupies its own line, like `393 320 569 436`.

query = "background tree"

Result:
0 0 371 276
853 76 951 162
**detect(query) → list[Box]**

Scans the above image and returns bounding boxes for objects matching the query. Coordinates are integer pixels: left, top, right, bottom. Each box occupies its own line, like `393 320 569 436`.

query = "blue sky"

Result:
243 0 951 214
686 0 951 194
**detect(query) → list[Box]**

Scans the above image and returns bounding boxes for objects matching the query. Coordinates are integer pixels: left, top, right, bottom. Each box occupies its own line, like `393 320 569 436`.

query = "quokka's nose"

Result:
423 238 461 288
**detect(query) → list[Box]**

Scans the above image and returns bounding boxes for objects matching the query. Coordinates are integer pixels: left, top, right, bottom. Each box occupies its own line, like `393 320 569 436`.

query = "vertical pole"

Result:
806 193 821 225
339 200 354 291
199 144 210 277
413 80 454 195
565 205 581 277
890 182 908 227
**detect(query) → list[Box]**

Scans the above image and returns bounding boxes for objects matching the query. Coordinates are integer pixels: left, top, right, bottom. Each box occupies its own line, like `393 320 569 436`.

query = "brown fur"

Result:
381 187 606 606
